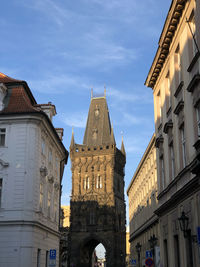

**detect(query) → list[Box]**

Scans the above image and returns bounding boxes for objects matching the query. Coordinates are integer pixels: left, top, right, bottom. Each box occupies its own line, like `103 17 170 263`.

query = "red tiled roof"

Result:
0 85 39 114
0 72 22 84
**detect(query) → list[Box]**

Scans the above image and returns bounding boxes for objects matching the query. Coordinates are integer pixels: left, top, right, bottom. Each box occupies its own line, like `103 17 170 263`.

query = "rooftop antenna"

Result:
104 84 106 97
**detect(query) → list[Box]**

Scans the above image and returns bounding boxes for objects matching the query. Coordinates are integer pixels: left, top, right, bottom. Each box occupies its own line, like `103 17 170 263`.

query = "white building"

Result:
0 73 68 267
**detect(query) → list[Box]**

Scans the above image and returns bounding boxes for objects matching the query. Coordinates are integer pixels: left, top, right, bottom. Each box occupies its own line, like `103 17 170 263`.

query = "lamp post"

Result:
135 242 142 267
148 234 157 263
178 211 194 267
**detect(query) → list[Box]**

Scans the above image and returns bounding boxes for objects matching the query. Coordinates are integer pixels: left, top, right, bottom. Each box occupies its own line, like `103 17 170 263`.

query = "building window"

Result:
164 239 169 267
157 91 162 124
170 144 175 180
55 157 59 177
0 128 6 146
174 235 180 267
48 149 53 164
46 251 49 267
180 127 186 168
96 175 102 189
84 176 90 190
39 183 43 210
160 157 165 190
189 14 198 56
175 45 181 85
165 72 171 111
37 249 41 267
54 192 58 222
0 179 2 208
196 105 200 137
41 139 45 155
48 191 51 217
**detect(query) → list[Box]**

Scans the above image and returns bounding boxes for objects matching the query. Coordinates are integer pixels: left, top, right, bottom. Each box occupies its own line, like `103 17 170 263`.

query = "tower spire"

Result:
121 134 126 156
70 127 75 149
111 123 116 145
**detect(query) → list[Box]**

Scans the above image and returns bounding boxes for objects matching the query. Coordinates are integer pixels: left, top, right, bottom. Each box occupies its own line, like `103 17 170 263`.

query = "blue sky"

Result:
1 0 171 218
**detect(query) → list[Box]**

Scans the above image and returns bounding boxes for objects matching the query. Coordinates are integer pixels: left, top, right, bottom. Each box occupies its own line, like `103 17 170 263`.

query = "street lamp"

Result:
148 234 157 260
178 211 189 238
135 242 142 267
178 211 197 267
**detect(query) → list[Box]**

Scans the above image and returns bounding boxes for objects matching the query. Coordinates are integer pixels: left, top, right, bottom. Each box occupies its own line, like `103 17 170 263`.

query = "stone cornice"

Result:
145 0 187 89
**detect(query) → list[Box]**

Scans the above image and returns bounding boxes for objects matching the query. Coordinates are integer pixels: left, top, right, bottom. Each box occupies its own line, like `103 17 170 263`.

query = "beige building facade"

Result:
127 135 160 267
145 0 200 266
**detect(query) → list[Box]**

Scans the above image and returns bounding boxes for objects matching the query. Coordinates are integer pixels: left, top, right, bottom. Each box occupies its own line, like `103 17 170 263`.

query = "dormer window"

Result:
0 83 7 111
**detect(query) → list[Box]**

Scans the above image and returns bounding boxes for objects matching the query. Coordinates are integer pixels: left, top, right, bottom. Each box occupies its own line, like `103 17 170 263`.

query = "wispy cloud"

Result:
29 74 89 95
59 112 87 128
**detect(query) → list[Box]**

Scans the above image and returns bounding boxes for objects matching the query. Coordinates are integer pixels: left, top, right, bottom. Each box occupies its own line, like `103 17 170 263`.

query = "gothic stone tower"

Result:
69 95 126 267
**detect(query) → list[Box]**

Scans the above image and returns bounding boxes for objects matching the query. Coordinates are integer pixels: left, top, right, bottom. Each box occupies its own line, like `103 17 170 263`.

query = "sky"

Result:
1 0 171 242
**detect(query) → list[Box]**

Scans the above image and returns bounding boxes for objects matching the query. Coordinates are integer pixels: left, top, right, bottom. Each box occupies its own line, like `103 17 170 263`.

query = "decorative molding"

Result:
155 136 164 148
174 100 184 115
174 81 184 97
54 182 60 191
48 175 54 184
0 159 9 170
40 166 48 177
163 120 173 134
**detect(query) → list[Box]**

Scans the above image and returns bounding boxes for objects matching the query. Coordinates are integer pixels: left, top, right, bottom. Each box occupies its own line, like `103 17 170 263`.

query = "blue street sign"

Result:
197 227 200 245
50 249 56 260
146 250 152 258
130 259 136 265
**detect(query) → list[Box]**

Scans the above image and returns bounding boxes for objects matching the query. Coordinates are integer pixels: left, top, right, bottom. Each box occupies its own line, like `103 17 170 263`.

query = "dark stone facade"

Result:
69 96 126 267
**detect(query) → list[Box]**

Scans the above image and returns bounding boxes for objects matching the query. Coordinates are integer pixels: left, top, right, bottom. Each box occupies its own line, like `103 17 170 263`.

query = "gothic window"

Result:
96 175 102 189
84 176 90 190
0 178 2 208
0 128 6 146
87 177 90 189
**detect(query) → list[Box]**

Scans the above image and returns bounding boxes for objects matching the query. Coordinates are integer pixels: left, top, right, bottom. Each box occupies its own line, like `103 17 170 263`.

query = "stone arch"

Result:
77 234 111 267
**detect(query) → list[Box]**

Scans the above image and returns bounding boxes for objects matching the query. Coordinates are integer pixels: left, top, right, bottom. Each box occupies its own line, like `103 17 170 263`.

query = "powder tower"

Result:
69 93 126 267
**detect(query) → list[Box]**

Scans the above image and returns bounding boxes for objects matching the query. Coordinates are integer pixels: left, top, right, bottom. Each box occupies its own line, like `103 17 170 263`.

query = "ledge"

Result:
174 100 184 115
186 73 200 93
187 51 200 72
174 81 184 97
155 175 200 216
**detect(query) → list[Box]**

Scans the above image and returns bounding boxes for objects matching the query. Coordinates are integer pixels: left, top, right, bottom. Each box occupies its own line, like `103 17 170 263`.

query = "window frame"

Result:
0 128 6 147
